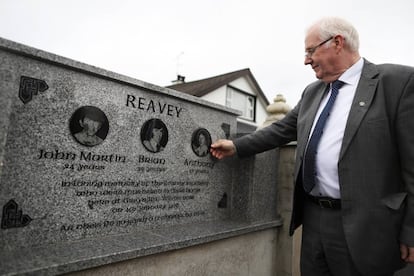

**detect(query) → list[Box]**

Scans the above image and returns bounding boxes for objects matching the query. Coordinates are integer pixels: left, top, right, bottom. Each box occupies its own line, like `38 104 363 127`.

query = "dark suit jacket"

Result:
234 59 414 275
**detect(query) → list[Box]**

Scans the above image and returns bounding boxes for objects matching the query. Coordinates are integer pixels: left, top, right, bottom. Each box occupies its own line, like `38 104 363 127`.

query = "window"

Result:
226 86 256 121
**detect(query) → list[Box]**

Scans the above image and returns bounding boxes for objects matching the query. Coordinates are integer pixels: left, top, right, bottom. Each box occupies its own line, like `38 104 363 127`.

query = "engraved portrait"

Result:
141 119 168 153
69 106 109 147
191 128 211 157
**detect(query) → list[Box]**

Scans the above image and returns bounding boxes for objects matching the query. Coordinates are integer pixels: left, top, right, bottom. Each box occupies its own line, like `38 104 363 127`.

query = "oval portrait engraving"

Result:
191 128 211 157
70 106 109 147
141 119 168 153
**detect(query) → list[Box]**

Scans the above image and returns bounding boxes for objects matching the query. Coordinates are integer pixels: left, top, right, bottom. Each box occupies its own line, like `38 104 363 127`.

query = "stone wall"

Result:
0 37 282 275
66 228 278 276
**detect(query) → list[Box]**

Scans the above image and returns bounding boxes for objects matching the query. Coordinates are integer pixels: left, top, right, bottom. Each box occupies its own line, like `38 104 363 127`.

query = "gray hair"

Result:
309 17 360 52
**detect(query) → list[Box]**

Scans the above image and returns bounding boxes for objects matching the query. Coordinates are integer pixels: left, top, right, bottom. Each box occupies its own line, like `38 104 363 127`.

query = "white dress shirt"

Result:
309 58 364 198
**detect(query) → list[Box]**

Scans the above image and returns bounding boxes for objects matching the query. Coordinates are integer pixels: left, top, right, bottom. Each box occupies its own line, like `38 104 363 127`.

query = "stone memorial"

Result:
0 37 281 275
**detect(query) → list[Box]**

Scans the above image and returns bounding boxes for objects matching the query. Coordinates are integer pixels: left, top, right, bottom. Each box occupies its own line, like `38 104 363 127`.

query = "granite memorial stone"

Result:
0 37 281 275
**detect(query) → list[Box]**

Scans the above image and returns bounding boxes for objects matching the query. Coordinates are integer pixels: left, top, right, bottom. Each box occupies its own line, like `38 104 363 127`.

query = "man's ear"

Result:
334 35 345 47
333 34 345 54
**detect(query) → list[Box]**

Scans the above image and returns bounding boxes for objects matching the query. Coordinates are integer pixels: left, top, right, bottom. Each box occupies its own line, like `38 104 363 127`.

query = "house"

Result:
167 68 270 135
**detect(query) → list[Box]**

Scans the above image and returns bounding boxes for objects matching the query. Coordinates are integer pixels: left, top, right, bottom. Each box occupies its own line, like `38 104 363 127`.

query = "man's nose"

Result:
304 55 312 65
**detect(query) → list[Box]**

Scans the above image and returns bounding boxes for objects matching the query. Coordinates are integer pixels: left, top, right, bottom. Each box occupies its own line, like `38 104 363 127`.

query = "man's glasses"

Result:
305 36 334 58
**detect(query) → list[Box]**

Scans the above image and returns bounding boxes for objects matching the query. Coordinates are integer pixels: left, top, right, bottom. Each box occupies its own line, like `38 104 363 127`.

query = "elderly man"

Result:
211 17 414 276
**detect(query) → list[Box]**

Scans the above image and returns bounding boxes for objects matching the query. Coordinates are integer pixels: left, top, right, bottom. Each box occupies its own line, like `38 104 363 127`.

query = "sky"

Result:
1 0 414 107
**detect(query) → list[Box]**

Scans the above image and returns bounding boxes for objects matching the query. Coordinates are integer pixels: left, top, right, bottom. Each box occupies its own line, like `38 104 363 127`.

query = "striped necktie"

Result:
303 80 344 193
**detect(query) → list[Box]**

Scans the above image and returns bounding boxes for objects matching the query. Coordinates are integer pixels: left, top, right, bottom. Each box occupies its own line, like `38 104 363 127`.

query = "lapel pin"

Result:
359 101 366 106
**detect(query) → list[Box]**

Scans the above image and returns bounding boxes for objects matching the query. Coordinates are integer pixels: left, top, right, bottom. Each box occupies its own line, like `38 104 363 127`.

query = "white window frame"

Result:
225 86 256 121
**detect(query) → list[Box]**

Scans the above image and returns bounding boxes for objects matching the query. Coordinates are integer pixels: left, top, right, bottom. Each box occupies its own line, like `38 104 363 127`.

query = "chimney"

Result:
172 74 185 84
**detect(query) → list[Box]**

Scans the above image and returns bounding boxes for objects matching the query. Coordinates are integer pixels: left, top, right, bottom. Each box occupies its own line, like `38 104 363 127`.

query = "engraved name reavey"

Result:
126 95 183 118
